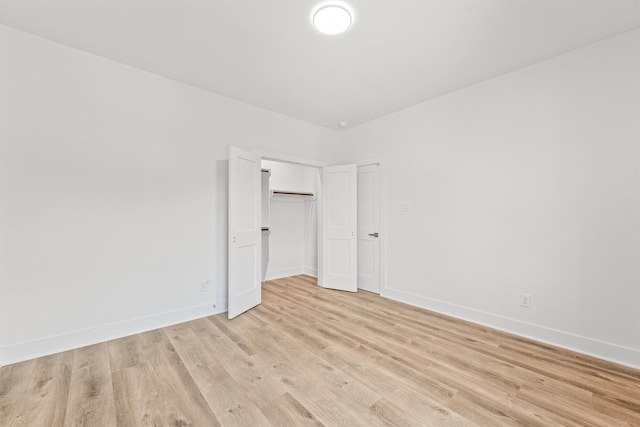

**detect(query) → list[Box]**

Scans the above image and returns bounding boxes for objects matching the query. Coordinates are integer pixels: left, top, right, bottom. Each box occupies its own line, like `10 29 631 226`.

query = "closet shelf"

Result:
270 190 316 200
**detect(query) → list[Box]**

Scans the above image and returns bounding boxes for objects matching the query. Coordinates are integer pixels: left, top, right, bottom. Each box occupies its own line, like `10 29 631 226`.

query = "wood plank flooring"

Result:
1 275 639 426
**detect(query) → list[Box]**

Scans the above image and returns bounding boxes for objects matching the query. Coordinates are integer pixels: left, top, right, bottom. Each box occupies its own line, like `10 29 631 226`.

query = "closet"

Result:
261 160 319 282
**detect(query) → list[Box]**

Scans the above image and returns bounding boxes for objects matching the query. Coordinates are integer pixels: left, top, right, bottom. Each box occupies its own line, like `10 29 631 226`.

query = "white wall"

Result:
340 30 640 368
0 25 339 365
2 23 638 370
261 160 318 279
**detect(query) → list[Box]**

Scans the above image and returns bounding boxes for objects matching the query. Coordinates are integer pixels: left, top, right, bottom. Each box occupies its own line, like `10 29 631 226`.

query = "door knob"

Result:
369 232 379 237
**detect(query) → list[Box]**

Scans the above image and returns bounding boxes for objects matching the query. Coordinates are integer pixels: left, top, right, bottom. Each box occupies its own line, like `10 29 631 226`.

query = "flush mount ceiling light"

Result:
313 4 352 35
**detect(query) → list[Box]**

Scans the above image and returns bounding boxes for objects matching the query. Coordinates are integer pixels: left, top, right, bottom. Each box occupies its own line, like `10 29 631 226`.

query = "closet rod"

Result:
271 190 314 197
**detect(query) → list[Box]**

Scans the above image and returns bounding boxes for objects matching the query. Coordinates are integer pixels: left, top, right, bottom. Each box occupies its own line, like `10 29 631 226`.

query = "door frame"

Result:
253 149 328 286
357 158 387 295
250 149 386 294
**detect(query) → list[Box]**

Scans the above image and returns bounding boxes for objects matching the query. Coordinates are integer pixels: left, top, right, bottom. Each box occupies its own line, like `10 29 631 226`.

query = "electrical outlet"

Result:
200 280 209 292
520 293 531 308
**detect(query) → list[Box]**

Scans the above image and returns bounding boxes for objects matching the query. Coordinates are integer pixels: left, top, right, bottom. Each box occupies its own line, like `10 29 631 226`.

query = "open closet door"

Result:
228 146 261 319
321 164 357 292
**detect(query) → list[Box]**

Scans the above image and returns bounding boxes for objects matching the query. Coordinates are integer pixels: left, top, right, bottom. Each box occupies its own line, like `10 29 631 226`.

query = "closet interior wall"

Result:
261 160 319 280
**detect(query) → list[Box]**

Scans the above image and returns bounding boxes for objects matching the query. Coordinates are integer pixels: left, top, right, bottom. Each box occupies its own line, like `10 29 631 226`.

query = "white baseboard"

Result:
0 300 227 367
381 287 640 370
303 267 318 278
265 267 305 281
4 288 636 371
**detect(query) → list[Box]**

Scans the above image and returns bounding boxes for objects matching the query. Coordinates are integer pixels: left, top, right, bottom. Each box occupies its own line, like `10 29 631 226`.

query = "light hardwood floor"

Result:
1 275 639 426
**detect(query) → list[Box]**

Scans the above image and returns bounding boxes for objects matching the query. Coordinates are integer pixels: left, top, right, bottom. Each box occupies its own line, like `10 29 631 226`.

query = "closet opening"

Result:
260 159 320 283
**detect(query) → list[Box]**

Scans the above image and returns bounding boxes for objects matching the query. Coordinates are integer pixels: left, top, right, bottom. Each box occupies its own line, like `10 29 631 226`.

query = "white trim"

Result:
265 267 306 281
356 158 381 167
304 267 318 278
253 149 328 168
263 266 318 281
0 301 226 366
381 287 640 370
379 160 387 295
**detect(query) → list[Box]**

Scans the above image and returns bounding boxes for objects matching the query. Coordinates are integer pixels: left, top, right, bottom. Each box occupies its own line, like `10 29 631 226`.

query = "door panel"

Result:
357 164 380 293
328 239 351 275
228 146 261 319
322 164 357 292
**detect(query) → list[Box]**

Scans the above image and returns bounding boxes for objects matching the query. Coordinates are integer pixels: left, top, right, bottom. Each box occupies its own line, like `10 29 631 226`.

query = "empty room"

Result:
1 0 639 426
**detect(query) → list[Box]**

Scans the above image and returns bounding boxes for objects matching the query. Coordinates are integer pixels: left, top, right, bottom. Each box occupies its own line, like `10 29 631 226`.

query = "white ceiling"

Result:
1 0 639 129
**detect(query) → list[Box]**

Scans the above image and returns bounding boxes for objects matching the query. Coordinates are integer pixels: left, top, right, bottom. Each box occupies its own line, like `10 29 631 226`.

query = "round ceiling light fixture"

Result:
313 4 352 35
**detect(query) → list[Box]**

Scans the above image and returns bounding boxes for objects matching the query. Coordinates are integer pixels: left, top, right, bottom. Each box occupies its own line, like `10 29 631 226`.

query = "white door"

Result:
321 164 357 292
357 164 380 293
228 146 261 319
